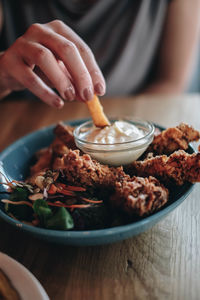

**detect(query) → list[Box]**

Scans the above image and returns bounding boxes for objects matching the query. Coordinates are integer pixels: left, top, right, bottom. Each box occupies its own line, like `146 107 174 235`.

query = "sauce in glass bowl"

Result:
74 117 154 166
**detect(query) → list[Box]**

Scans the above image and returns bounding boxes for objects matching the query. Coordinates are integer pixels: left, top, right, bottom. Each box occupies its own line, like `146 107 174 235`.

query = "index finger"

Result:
47 20 106 96
25 23 94 102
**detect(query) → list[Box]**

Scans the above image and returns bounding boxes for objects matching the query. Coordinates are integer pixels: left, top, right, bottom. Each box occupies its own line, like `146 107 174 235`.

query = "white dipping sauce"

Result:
78 121 150 166
86 121 144 144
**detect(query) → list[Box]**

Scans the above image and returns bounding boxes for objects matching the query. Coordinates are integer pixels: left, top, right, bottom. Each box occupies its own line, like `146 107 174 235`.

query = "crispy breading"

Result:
30 148 53 175
52 156 65 170
50 137 69 157
54 122 77 150
126 150 200 185
30 124 74 175
63 149 128 187
62 150 169 216
110 176 168 216
147 123 200 155
30 138 69 175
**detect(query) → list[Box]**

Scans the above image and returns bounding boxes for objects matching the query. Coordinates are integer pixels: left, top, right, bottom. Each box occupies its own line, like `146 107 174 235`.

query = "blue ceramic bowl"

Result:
0 119 194 246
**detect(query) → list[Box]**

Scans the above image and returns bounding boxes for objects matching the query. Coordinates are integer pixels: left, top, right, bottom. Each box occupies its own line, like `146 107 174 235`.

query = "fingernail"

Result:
83 87 93 101
54 98 64 109
95 83 104 95
65 86 75 101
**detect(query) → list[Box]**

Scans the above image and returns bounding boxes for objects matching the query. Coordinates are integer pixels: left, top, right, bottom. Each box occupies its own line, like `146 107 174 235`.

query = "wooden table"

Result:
0 94 200 300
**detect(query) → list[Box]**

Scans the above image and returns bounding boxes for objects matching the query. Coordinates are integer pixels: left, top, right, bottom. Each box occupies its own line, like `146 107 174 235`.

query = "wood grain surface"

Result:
0 94 200 300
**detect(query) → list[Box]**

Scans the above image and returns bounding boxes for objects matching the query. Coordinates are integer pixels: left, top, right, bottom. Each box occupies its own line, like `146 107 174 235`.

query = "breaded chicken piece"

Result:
51 137 70 157
54 122 77 150
110 176 169 216
30 148 53 175
30 123 74 175
147 123 200 155
63 149 128 187
62 150 169 216
126 150 200 185
30 138 69 175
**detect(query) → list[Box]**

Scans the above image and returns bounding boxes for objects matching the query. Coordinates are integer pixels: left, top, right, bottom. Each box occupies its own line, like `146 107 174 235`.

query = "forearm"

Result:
145 0 200 95
143 79 184 95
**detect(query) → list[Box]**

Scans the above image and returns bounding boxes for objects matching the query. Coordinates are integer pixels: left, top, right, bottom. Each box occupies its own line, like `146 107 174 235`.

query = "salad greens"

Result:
6 187 33 221
45 207 74 230
1 175 110 230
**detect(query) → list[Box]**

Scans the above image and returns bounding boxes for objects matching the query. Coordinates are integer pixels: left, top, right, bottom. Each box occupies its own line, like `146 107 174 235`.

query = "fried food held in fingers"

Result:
126 150 200 185
86 95 110 127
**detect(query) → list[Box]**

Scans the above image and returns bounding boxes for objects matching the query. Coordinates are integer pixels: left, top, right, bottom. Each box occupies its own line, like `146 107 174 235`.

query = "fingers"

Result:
1 20 106 107
20 40 76 101
26 21 106 101
9 58 64 108
36 31 94 101
48 20 106 96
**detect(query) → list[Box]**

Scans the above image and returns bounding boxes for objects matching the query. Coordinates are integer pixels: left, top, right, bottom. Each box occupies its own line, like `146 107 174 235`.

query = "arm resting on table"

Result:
144 0 200 95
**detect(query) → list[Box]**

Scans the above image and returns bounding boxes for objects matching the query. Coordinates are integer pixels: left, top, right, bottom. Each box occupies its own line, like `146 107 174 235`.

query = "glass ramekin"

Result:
73 117 155 166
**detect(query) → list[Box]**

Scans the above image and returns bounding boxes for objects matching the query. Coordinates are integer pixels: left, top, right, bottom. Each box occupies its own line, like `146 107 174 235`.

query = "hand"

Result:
0 20 106 108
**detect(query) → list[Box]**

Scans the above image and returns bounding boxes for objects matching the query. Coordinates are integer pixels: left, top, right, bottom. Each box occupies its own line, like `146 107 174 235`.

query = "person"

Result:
0 0 199 109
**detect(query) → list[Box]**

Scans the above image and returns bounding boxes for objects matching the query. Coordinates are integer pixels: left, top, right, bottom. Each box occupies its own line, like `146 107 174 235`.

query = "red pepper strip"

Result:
56 188 75 196
56 183 86 192
65 185 86 192
81 197 103 204
48 184 57 195
47 202 91 209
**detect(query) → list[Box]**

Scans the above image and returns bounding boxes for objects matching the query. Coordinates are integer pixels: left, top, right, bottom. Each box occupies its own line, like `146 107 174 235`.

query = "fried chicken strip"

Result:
30 148 53 175
30 138 70 175
30 123 75 175
63 149 128 187
147 123 200 155
110 176 168 216
62 150 168 216
126 150 200 185
54 122 77 150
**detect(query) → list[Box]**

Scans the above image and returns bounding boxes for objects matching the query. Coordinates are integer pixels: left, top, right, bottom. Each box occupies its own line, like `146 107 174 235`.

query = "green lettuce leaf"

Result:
33 199 53 224
45 207 74 230
7 187 32 220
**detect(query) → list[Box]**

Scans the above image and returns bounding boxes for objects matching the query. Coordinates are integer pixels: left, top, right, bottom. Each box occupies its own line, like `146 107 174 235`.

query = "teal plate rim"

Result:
0 119 195 246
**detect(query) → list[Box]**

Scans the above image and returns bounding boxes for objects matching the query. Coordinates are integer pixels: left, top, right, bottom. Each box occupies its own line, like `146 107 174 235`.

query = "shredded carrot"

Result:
65 185 86 192
48 184 57 195
47 202 91 209
12 180 23 185
56 189 75 196
81 197 103 204
56 183 67 189
1 199 33 208
56 183 86 192
0 181 14 187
